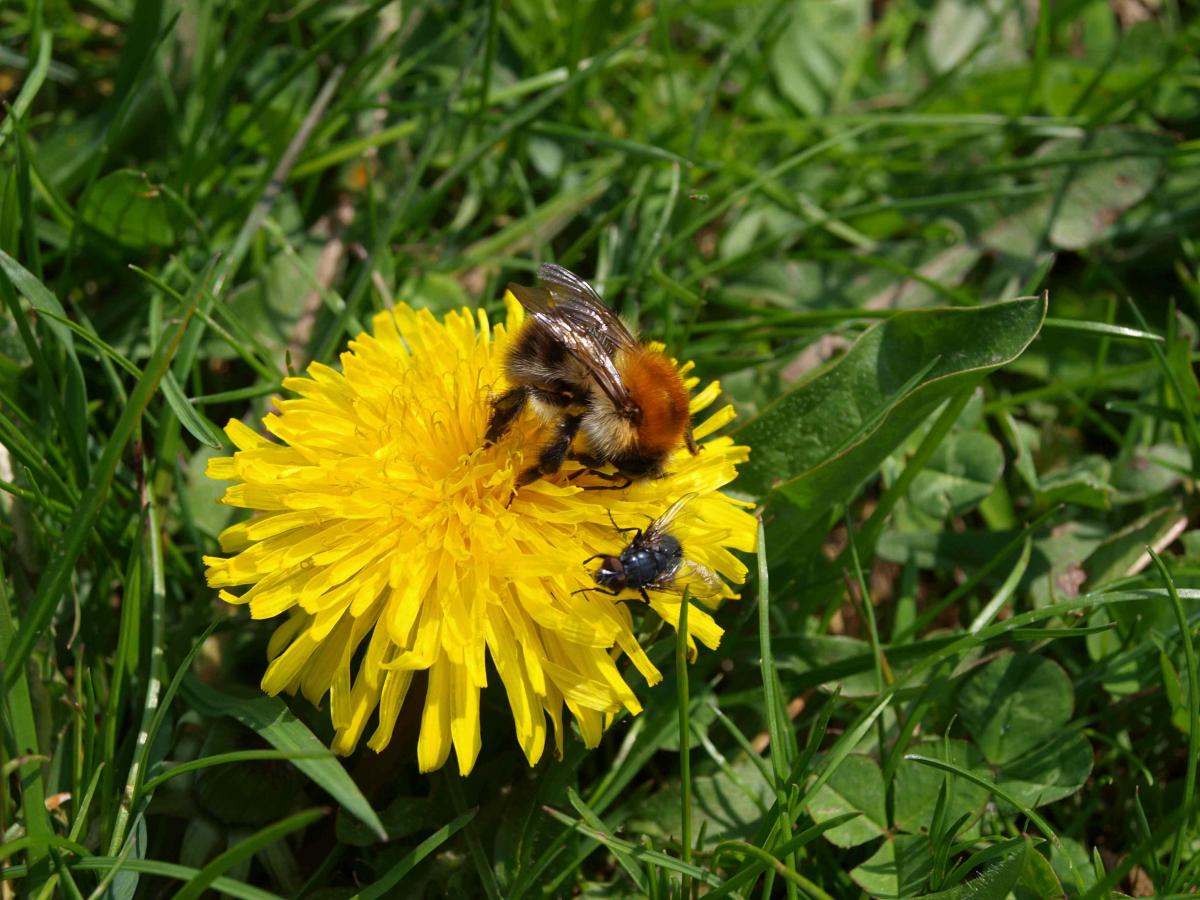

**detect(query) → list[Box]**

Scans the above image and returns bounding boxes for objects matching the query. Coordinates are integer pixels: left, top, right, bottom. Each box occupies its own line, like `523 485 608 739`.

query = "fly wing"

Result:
642 492 700 544
672 559 727 600
507 265 637 408
645 559 726 600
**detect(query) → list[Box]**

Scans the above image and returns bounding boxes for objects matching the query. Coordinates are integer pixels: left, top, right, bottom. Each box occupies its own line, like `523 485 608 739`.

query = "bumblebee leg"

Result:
581 476 633 492
571 451 606 469
685 423 700 455
516 413 583 485
485 387 528 445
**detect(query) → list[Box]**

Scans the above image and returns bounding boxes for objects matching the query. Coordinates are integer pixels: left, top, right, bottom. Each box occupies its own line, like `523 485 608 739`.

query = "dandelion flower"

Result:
204 295 755 775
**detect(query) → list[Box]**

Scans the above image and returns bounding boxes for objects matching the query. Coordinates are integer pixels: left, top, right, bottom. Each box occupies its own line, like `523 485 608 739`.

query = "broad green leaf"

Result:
877 528 1021 576
850 833 932 898
983 133 1168 254
768 633 916 696
1085 606 1154 697
893 740 990 836
191 720 304 825
1035 456 1113 511
1014 845 1066 900
921 841 1028 899
1045 135 1163 249
181 677 385 840
804 753 886 848
996 729 1094 809
659 691 719 752
1083 502 1186 590
925 0 1019 74
336 795 439 848
957 655 1074 765
79 169 183 249
1049 837 1099 896
768 0 868 116
735 298 1047 528
1112 443 1190 502
909 430 1005 519
623 755 771 849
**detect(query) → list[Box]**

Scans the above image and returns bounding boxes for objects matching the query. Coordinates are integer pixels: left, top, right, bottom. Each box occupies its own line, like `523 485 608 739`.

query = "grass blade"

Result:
353 809 477 900
181 676 385 840
168 808 326 900
1150 548 1199 890
2 256 215 691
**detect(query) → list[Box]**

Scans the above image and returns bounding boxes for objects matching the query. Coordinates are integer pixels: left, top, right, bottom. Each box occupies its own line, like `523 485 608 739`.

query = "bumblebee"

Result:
484 264 697 486
582 493 725 603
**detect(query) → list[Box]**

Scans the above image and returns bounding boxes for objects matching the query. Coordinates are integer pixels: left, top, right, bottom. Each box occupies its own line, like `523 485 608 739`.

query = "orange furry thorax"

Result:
617 347 691 454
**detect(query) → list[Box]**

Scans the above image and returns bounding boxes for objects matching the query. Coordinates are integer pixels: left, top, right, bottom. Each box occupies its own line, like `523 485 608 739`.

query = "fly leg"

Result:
605 509 641 541
516 413 582 486
572 586 623 599
484 387 528 445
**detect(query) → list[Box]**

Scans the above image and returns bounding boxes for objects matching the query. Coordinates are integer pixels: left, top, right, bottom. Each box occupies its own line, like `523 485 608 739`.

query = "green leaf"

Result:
1035 456 1113 511
909 430 1005 519
850 832 932 898
624 755 772 849
1041 134 1165 250
769 0 868 116
894 740 990 836
735 297 1047 525
1049 837 1099 897
1083 502 1186 590
79 169 182 249
774 635 881 699
922 841 1028 899
996 729 1094 809
982 132 1169 253
804 753 886 848
957 654 1074 765
1112 443 1190 502
1014 844 1066 900
181 677 385 841
161 371 226 449
924 0 1017 74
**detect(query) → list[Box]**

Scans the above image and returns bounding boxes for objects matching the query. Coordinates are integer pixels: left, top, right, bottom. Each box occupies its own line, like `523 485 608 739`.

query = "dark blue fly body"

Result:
595 533 683 593
581 494 724 604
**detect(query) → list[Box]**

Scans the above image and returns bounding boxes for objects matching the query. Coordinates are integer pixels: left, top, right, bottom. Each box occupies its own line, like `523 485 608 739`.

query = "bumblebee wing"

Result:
507 267 637 407
538 264 639 352
643 492 701 544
